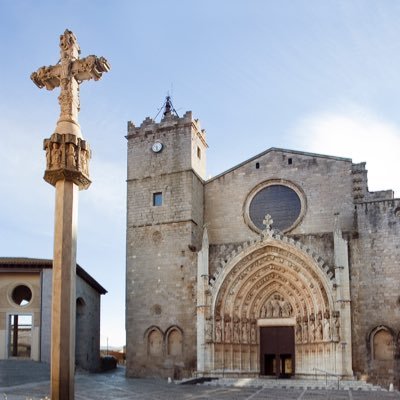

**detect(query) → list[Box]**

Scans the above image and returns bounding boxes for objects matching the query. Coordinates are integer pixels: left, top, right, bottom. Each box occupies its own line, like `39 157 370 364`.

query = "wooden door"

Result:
260 326 295 378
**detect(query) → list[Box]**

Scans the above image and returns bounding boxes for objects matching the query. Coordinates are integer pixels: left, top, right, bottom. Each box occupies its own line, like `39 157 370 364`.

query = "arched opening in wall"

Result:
75 297 86 367
210 239 340 376
167 327 183 356
371 326 394 361
147 328 163 356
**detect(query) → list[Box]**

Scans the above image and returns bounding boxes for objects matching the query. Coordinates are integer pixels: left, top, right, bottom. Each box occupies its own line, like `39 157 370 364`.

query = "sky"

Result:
1 0 400 348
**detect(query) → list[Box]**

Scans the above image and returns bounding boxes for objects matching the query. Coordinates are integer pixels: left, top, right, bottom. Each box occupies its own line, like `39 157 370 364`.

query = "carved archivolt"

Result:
209 236 339 345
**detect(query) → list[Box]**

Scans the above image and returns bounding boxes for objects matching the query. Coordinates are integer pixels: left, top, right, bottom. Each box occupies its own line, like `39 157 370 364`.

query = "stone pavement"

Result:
1 361 400 400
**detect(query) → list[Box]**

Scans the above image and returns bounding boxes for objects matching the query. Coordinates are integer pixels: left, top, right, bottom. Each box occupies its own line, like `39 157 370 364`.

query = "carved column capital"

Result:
43 133 91 190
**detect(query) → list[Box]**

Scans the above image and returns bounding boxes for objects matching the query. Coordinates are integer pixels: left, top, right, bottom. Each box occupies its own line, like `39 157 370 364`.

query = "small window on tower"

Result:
153 192 163 206
197 146 201 159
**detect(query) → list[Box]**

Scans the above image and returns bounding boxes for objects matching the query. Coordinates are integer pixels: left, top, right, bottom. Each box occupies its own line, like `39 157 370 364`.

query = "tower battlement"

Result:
126 107 207 180
127 111 206 145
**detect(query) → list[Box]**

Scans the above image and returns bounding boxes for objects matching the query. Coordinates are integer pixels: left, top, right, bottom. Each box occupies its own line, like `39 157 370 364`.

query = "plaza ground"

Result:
1 361 400 399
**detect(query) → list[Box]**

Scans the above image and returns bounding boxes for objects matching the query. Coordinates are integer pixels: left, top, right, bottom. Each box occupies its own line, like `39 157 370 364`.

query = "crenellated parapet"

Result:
127 110 207 146
352 162 369 202
352 162 394 202
126 104 208 181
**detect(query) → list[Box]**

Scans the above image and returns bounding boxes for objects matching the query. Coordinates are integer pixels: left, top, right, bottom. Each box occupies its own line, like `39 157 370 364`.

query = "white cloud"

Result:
291 105 400 197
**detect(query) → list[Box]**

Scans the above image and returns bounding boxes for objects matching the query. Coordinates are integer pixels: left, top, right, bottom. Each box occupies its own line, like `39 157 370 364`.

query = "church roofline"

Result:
0 257 107 295
206 147 353 183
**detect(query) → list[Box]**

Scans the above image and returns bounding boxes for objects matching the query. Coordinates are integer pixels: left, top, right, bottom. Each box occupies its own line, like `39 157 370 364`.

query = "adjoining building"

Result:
0 258 106 371
125 101 400 387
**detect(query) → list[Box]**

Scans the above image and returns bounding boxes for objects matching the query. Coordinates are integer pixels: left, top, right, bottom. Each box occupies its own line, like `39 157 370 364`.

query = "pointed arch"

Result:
165 326 183 356
201 228 352 376
211 237 336 322
145 326 164 356
369 325 394 361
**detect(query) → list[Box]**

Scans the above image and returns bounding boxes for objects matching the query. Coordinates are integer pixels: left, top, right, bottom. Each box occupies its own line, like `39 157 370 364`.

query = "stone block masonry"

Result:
126 110 206 378
126 106 400 388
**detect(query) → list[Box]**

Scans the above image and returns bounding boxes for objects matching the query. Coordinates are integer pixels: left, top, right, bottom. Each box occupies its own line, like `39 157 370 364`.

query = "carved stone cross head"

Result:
31 30 110 190
31 29 110 137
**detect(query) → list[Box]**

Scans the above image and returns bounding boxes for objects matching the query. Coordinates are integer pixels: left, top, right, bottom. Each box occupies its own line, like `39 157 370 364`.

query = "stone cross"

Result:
262 214 274 231
31 30 110 400
32 30 110 190
31 29 110 138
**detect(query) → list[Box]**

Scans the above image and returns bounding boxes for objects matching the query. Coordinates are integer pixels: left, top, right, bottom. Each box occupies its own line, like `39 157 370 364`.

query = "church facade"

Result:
125 106 400 387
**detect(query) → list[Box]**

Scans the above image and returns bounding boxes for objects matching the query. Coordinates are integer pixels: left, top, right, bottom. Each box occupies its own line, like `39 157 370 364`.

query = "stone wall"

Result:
126 111 206 378
205 149 355 245
126 222 199 378
40 269 102 371
205 149 355 281
40 269 52 363
125 110 400 388
76 276 102 371
350 199 400 387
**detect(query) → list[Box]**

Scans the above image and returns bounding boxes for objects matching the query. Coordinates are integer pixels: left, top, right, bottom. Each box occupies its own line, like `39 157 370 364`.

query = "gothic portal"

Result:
197 227 351 377
126 102 400 387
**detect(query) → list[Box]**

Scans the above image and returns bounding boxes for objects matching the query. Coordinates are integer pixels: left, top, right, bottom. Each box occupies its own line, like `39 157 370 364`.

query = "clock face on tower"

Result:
151 142 163 153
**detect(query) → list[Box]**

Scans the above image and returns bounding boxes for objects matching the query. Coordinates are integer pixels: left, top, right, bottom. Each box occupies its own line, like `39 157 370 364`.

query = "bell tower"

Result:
125 98 207 377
